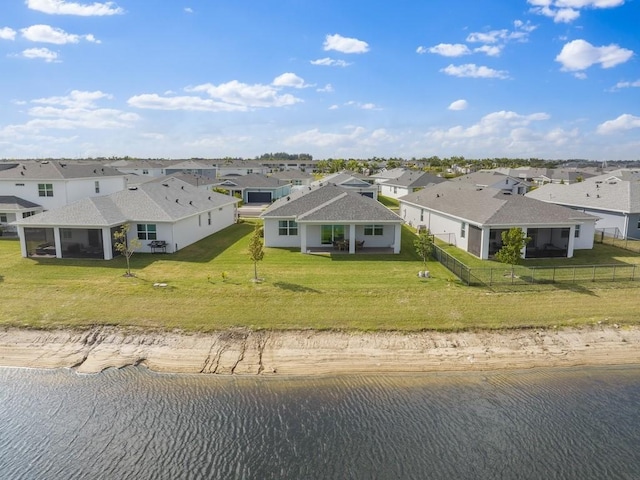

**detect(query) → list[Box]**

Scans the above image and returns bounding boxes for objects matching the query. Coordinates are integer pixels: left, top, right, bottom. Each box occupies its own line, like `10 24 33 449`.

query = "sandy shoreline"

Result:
0 325 639 375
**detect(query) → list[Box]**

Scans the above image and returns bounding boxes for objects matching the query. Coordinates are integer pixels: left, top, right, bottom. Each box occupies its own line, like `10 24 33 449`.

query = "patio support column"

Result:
349 224 356 254
567 226 575 258
300 223 308 254
102 227 113 260
17 226 27 258
393 224 401 254
53 227 62 259
521 227 528 259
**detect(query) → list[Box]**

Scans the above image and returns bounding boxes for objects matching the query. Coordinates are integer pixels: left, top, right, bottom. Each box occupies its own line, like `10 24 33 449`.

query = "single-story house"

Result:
0 196 43 236
526 169 640 239
13 178 239 260
450 171 530 195
269 170 315 188
260 184 403 254
377 170 446 199
311 172 379 198
399 182 597 259
214 173 291 204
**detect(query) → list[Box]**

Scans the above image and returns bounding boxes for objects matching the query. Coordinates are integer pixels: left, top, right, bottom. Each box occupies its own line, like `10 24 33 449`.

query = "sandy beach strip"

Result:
0 325 639 375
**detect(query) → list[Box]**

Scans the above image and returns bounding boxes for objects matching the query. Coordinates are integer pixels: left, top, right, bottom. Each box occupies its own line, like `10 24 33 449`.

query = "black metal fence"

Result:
432 244 638 287
594 229 640 254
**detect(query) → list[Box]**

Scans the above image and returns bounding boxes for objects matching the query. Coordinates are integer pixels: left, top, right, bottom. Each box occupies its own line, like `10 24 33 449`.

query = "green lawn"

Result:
1 224 640 332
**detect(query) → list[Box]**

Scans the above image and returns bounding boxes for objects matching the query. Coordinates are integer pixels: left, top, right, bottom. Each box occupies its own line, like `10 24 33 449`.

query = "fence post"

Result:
552 267 556 283
490 268 493 286
573 267 576 284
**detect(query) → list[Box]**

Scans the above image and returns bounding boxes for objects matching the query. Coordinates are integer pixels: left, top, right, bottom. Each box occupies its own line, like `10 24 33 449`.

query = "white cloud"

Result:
466 21 537 45
448 99 468 111
310 57 351 67
597 114 640 134
345 101 380 110
416 46 427 54
441 64 509 79
427 43 471 57
328 104 339 110
474 45 502 56
26 0 124 16
128 94 246 112
184 7 193 14
129 79 303 112
1 90 138 138
528 0 624 23
21 24 100 44
317 84 334 93
0 27 17 41
323 34 369 54
21 47 59 62
272 72 309 89
612 79 640 90
556 39 634 72
427 110 550 140
32 90 112 108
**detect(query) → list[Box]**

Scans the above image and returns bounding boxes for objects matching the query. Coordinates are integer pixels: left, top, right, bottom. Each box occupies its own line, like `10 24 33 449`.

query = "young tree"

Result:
248 223 264 281
495 227 531 279
414 229 434 269
113 223 142 277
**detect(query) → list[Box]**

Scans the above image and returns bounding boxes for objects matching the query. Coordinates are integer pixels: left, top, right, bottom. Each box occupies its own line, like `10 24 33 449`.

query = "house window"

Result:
95 181 100 193
393 187 397 194
208 212 212 225
293 180 302 186
142 169 149 175
247 169 253 174
574 225 581 238
460 222 466 238
0 213 7 223
15 183 24 186
364 224 384 236
278 220 298 236
23 211 35 218
137 223 157 240
38 183 53 197
420 209 424 222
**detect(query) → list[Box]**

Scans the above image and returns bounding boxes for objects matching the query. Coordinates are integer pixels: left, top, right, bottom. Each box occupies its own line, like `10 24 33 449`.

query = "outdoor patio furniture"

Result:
148 240 168 253
356 240 365 249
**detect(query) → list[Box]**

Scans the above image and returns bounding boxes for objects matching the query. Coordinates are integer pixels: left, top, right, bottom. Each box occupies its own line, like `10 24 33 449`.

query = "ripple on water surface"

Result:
0 366 639 480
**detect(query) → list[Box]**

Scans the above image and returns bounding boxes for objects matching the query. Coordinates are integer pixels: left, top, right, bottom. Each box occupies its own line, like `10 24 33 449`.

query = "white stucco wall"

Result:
400 202 465 249
263 218 300 248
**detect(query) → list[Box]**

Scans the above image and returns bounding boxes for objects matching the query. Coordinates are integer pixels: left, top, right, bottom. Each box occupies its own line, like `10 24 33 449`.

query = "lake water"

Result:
0 366 639 479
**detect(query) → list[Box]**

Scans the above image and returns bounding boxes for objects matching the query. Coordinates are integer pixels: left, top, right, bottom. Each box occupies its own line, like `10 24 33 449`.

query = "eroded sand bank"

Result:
0 326 638 374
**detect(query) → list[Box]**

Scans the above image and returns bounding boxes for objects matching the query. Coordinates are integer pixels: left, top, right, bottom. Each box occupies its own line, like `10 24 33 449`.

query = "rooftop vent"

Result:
128 186 138 190
162 183 169 187
189 200 193 205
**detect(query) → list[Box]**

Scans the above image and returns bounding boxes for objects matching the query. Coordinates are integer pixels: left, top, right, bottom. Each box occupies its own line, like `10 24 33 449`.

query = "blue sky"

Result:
0 0 638 160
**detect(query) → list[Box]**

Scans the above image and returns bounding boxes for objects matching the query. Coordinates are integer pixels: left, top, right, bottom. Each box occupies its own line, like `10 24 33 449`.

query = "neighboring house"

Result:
450 171 530 195
269 170 315 188
0 196 43 236
378 171 446 199
399 182 597 260
214 173 292 203
368 168 409 185
147 172 218 191
260 184 403 254
493 167 593 185
106 159 168 177
215 160 270 177
14 178 238 260
312 172 379 198
526 169 640 239
0 161 127 211
164 159 218 179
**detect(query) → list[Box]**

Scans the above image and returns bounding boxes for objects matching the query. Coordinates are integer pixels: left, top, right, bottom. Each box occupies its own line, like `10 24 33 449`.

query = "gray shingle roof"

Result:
526 170 640 213
216 173 288 188
15 178 238 226
382 171 446 188
0 196 41 210
400 182 595 226
0 161 125 180
261 184 401 223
